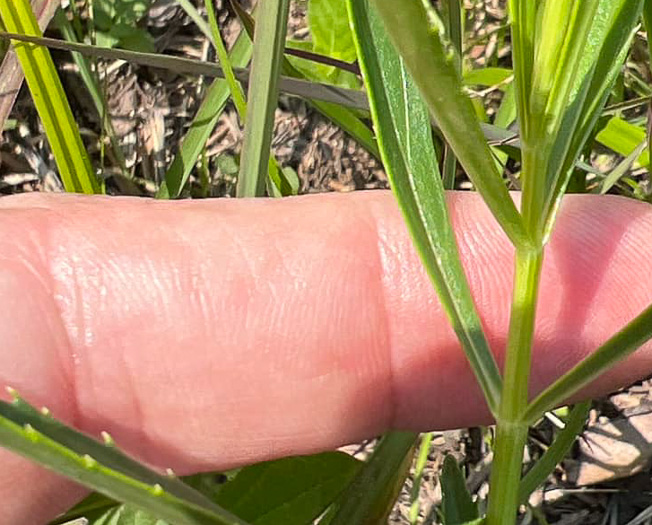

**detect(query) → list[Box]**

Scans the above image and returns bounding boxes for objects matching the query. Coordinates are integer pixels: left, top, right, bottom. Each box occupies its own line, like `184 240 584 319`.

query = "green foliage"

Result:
298 0 359 88
0 0 101 194
55 454 359 525
440 455 479 525
347 0 502 415
212 452 360 524
0 390 246 525
596 116 650 168
463 67 513 88
236 0 290 197
92 0 154 52
327 432 417 525
308 0 355 62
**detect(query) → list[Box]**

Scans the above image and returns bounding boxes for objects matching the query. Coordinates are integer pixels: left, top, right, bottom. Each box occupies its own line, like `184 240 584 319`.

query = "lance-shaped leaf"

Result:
0 0 100 194
440 455 479 525
236 0 290 197
327 431 417 525
518 401 590 504
347 0 502 413
0 390 248 525
369 0 530 249
523 302 652 424
157 29 253 199
506 0 536 142
0 0 59 132
539 0 643 241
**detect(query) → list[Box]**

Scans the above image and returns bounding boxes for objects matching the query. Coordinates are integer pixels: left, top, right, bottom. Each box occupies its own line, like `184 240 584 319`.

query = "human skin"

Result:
1 190 652 523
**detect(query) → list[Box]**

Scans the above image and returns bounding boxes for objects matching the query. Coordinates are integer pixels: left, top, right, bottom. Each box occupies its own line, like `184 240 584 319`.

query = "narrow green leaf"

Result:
55 9 129 179
595 116 649 167
369 0 530 249
0 0 100 194
328 431 417 525
308 0 356 63
643 0 652 161
157 30 252 199
440 455 479 525
599 139 647 194
524 302 652 424
205 0 247 119
518 401 590 504
440 0 463 71
540 0 643 241
521 0 601 238
347 0 503 413
227 0 379 158
440 0 463 190
0 0 58 133
0 391 249 525
409 433 433 525
202 0 292 198
463 67 513 88
507 0 536 141
213 452 360 524
236 0 290 197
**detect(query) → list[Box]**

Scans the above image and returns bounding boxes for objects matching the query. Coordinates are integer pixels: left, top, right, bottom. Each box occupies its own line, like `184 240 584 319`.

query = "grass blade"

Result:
0 0 58 132
540 0 643 240
441 0 463 190
0 0 100 194
227 0 379 158
518 401 591 504
0 31 370 112
157 29 252 199
348 0 502 413
599 139 646 194
204 0 295 198
524 302 652 424
369 0 530 249
55 9 128 178
177 0 214 45
506 0 536 141
0 390 249 525
236 0 290 197
409 433 433 525
205 0 247 119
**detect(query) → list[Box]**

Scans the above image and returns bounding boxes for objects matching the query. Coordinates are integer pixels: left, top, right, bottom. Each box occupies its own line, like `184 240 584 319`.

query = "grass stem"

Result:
486 248 543 524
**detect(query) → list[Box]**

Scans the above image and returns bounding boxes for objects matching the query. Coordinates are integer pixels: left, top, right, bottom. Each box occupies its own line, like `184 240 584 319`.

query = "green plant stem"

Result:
236 0 290 197
486 249 543 525
486 420 528 525
521 143 549 243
